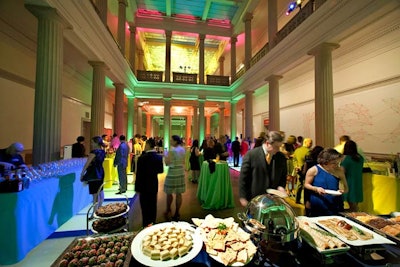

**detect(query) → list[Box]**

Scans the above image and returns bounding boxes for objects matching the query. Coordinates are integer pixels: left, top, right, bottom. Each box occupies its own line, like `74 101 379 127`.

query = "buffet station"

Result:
51 191 400 267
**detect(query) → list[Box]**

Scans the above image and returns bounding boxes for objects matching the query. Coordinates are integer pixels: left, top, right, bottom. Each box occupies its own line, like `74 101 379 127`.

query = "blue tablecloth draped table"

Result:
0 170 92 265
196 161 235 210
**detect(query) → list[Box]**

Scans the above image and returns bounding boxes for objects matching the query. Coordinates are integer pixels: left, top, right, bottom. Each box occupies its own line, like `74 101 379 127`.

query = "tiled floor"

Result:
7 162 304 267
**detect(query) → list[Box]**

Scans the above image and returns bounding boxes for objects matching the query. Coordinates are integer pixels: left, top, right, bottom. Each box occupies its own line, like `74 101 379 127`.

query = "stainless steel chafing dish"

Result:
238 191 299 244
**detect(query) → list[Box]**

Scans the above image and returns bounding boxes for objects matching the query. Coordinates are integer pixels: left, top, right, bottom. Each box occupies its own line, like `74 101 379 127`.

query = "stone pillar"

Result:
186 114 192 141
244 91 254 141
165 30 172 82
26 5 64 165
127 97 135 139
198 98 205 142
128 25 136 73
146 113 152 137
199 34 205 84
137 49 144 70
192 105 199 140
268 0 278 49
153 119 159 137
89 61 107 138
95 0 107 26
117 0 127 54
113 83 125 136
243 13 253 71
219 56 225 76
206 115 212 136
230 100 238 139
163 96 171 149
266 75 282 131
230 36 237 82
219 104 225 136
137 103 143 135
308 43 340 148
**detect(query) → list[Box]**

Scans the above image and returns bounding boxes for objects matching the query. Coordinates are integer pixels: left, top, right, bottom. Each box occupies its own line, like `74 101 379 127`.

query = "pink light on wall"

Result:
137 8 163 17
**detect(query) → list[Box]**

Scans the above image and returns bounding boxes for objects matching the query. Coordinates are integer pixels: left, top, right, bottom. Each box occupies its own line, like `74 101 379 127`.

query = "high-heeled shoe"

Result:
172 214 180 221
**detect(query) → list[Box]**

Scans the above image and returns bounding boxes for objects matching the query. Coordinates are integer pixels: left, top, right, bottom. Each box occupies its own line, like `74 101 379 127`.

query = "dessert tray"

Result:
93 204 130 219
131 221 203 267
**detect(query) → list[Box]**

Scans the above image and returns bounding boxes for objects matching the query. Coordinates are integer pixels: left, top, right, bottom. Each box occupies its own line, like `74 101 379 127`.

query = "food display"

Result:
92 217 127 233
342 212 400 239
297 217 349 254
51 233 133 267
131 222 203 267
193 214 257 266
309 216 395 246
95 203 128 218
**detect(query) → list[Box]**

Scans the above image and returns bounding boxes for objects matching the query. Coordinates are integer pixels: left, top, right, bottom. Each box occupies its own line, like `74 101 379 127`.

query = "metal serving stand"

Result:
86 183 130 235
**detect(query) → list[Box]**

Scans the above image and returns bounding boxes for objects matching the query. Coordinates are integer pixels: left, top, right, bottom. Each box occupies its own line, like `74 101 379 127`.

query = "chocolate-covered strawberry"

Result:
88 256 97 265
63 252 74 261
67 258 79 267
97 254 107 263
58 259 69 267
114 259 123 267
78 257 89 266
88 249 97 257
108 253 118 262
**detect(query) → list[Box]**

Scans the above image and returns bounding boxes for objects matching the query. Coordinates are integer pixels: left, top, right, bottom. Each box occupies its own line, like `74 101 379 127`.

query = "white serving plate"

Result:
309 216 396 246
131 222 203 267
324 189 342 196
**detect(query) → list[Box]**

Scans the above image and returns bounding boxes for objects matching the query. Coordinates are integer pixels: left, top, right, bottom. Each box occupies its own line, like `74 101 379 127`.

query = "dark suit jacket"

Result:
135 151 164 194
239 146 287 201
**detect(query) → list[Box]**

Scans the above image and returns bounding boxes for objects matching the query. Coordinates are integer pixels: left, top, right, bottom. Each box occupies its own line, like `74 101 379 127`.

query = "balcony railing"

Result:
173 72 198 84
137 70 163 82
207 75 230 86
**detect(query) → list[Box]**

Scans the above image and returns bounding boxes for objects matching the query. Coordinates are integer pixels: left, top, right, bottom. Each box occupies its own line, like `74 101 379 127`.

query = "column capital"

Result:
88 61 106 68
112 82 125 89
265 74 283 82
244 90 254 96
25 5 66 25
219 56 225 63
243 12 254 22
308 42 340 56
230 36 237 44
128 24 136 33
198 96 206 102
165 30 172 38
199 34 205 40
230 99 238 104
118 0 127 6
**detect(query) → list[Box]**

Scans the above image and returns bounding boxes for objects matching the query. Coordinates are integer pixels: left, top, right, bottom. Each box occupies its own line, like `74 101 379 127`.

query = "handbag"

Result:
82 164 99 182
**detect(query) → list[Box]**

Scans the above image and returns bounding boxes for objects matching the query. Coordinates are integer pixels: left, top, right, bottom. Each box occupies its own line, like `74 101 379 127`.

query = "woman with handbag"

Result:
80 136 106 209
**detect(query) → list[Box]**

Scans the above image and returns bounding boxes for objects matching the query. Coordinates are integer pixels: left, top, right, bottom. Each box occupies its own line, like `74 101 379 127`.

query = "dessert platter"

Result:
91 216 128 234
131 221 203 267
94 203 129 219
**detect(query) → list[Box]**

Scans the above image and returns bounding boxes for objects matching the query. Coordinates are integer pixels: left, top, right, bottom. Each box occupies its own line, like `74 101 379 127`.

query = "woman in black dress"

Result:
189 139 201 183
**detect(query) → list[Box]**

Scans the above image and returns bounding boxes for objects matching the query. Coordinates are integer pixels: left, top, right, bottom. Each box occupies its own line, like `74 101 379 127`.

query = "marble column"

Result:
137 103 143 136
146 113 152 137
89 61 106 139
266 75 282 131
219 104 225 136
186 114 192 141
127 97 135 139
192 105 199 140
267 0 278 49
113 83 125 136
230 101 238 139
219 56 225 76
117 0 127 55
198 98 205 142
308 43 340 148
163 96 171 149
206 115 211 136
199 34 205 84
244 91 254 141
243 13 253 71
26 5 65 165
165 30 172 82
138 49 144 70
95 0 107 26
230 36 237 82
128 25 136 73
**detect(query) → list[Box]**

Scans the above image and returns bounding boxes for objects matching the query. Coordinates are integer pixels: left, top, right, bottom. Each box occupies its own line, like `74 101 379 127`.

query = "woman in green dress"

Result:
341 140 364 212
164 135 186 221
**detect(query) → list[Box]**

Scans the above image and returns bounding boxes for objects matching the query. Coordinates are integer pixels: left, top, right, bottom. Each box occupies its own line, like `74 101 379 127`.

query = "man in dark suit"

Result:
135 138 164 227
239 131 287 207
231 137 241 167
114 135 129 194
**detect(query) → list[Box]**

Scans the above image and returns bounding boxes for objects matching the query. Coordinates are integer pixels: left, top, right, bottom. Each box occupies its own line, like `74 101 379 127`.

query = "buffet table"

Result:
0 169 92 265
196 161 234 210
359 172 400 215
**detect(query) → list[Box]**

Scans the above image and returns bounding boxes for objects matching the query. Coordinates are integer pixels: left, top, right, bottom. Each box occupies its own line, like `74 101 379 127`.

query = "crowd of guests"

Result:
76 129 365 228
